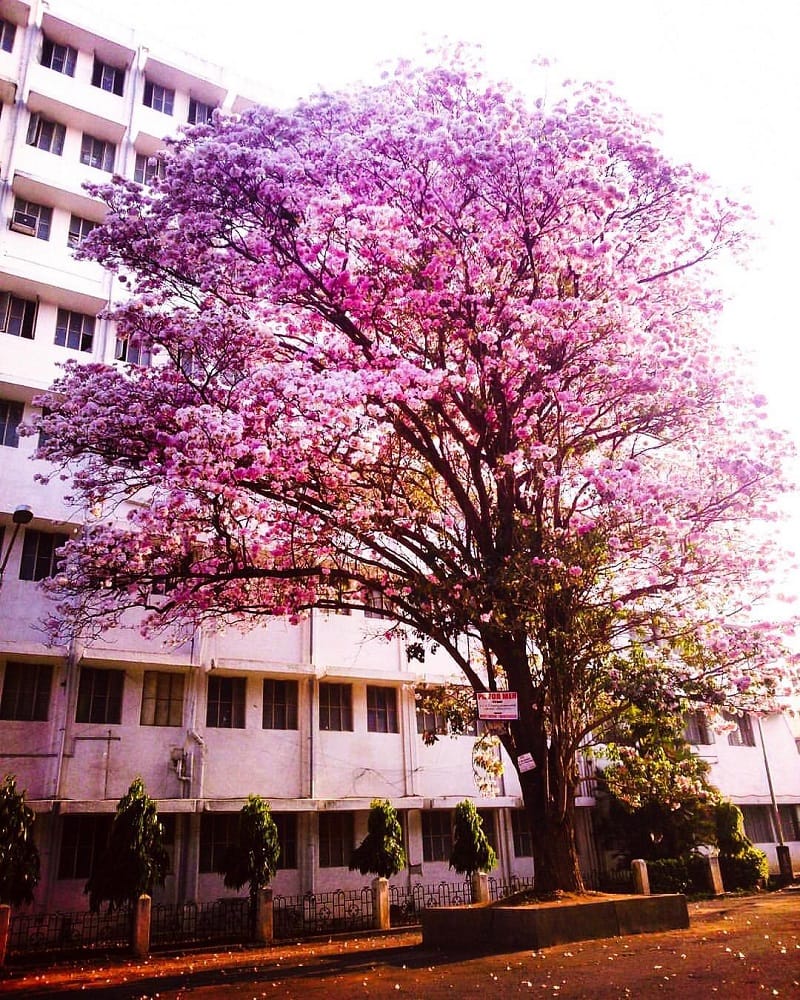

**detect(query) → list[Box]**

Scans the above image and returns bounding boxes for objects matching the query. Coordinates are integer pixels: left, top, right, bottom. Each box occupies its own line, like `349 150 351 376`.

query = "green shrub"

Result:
647 857 690 894
718 847 769 891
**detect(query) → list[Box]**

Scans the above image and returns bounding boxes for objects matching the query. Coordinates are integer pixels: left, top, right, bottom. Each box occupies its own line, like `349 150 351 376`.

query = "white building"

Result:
0 0 602 912
0 1 796 915
683 709 800 872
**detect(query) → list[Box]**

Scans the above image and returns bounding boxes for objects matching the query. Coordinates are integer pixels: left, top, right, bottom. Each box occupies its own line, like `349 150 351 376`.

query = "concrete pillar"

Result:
776 845 794 885
0 904 10 966
372 877 389 930
131 894 151 958
631 859 650 895
705 855 725 895
254 887 273 944
471 871 489 904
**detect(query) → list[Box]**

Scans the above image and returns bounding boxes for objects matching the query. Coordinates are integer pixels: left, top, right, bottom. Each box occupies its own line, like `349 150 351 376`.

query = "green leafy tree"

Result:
350 799 406 878
85 777 169 911
714 800 769 890
0 775 40 906
597 712 719 861
217 795 280 903
449 799 497 877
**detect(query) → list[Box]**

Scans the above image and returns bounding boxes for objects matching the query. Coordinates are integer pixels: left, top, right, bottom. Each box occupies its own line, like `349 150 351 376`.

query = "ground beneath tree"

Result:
2 889 798 998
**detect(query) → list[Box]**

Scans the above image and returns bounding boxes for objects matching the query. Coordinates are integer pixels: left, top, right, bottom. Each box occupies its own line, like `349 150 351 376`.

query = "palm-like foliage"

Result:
85 777 168 911
0 775 40 906
349 799 406 878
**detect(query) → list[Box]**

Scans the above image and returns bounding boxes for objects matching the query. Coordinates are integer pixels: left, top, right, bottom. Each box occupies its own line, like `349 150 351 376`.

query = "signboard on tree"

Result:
476 691 518 720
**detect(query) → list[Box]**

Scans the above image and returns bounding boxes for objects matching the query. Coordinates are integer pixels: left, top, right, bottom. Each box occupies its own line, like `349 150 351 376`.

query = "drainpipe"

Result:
756 715 793 883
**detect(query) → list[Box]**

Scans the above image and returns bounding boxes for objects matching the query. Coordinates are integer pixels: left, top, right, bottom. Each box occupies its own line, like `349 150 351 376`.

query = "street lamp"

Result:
0 505 34 583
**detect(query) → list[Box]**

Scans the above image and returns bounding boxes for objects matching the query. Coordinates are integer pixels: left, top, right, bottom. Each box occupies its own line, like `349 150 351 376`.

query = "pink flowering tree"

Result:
36 58 797 892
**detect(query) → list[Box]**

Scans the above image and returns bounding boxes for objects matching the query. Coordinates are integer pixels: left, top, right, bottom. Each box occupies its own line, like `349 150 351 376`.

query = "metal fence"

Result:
582 867 635 893
388 879 473 926
487 874 536 901
150 897 252 950
7 871 634 959
8 905 131 960
273 887 374 940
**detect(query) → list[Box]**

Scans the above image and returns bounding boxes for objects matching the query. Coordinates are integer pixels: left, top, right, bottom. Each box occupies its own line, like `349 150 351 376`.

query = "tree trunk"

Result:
518 761 584 893
494 630 585 893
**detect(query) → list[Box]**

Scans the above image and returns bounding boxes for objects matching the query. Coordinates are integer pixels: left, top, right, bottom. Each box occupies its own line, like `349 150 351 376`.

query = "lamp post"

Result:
0 505 33 584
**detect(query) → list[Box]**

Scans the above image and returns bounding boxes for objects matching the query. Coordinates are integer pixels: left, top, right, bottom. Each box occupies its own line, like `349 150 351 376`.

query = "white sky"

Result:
72 0 800 544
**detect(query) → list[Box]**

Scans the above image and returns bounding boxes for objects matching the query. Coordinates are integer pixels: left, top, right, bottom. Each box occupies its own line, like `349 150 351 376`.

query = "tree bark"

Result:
518 750 584 893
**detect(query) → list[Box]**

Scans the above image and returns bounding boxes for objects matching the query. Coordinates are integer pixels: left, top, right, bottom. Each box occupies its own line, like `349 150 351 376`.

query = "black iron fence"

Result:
6 870 633 961
150 897 251 950
388 879 472 926
8 905 131 960
487 874 536 900
273 887 373 939
582 867 635 893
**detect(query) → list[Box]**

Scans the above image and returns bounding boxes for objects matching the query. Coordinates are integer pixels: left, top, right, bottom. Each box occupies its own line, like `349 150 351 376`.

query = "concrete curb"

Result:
421 894 690 953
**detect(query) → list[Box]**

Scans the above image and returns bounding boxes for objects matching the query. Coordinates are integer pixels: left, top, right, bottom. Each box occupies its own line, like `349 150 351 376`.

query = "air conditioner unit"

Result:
10 211 37 236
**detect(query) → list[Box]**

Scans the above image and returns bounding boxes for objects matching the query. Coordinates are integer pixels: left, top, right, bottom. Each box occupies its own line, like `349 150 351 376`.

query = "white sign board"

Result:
476 691 519 720
517 752 536 773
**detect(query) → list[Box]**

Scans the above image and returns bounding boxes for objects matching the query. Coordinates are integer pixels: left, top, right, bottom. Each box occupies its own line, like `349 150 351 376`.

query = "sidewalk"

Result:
1 889 798 999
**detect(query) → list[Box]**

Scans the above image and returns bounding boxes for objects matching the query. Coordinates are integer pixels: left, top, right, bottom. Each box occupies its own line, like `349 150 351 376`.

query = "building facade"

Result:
0 0 602 913
0 1 796 915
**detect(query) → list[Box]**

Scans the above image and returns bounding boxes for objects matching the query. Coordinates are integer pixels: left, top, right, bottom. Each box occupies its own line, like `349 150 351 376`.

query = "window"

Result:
262 678 298 730
274 812 298 869
778 805 800 842
115 336 151 367
416 705 447 739
36 406 52 450
55 309 95 352
19 529 67 581
0 662 53 721
0 292 37 339
367 685 399 733
41 37 77 76
0 399 23 447
134 153 165 185
91 57 124 95
318 811 353 867
68 214 97 248
206 675 246 728
740 805 774 843
76 667 123 724
726 712 756 747
318 682 352 731
159 813 176 873
364 588 392 619
26 113 66 155
511 810 533 857
143 79 174 115
140 671 184 726
199 812 238 872
421 811 452 862
11 198 52 240
80 133 115 172
58 815 110 879
188 98 215 125
476 809 497 853
0 18 16 52
684 710 712 746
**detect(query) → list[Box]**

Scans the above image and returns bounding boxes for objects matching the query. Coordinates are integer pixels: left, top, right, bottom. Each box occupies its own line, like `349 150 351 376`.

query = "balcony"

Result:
25 63 127 145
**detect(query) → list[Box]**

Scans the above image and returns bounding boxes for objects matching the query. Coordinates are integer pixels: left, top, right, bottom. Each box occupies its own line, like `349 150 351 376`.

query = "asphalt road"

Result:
2 889 799 999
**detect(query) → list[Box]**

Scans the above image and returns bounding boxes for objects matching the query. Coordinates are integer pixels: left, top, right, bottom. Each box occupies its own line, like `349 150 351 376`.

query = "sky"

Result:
70 0 800 535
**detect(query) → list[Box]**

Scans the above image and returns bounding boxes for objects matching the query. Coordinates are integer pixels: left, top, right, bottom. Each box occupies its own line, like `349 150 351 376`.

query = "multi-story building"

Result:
0 0 603 913
0 1 796 915
683 709 800 872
